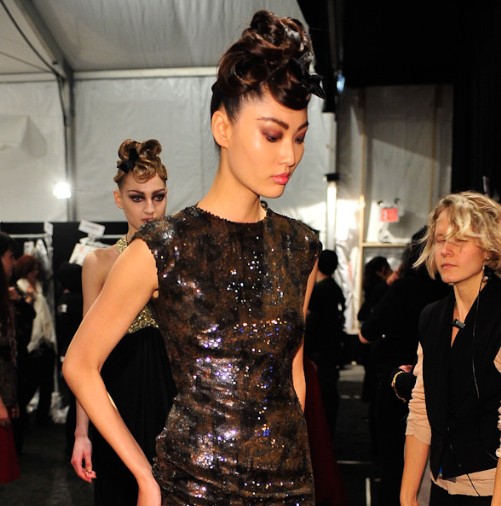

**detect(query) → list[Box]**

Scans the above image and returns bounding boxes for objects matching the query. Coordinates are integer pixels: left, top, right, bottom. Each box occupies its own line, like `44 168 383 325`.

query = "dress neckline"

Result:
116 235 128 254
193 204 270 225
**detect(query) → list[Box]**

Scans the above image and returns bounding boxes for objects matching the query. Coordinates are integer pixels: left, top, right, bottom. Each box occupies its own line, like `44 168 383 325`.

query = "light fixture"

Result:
53 181 72 199
336 70 345 95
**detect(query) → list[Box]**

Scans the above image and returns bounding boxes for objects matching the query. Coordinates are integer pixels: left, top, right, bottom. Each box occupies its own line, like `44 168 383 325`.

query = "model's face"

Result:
1 249 15 279
222 91 308 199
433 210 488 287
114 174 167 234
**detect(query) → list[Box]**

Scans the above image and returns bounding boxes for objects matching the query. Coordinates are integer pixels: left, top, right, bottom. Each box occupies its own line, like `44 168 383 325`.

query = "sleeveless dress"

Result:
91 236 176 506
135 205 319 505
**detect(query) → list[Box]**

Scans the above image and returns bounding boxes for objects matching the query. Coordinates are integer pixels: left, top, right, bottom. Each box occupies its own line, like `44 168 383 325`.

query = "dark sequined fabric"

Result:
135 205 319 505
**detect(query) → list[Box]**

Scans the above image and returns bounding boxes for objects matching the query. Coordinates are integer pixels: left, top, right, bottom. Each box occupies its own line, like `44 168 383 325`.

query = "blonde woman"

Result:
401 191 501 505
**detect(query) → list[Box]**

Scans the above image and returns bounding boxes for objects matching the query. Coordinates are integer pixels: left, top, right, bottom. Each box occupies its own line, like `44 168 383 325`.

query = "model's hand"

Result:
71 434 96 482
137 476 161 506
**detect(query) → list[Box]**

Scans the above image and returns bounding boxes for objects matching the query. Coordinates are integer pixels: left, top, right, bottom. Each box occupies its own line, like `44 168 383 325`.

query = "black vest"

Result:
419 275 501 480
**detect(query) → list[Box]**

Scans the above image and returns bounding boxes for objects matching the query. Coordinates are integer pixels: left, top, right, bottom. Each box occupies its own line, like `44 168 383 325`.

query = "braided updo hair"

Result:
210 10 324 122
114 138 167 187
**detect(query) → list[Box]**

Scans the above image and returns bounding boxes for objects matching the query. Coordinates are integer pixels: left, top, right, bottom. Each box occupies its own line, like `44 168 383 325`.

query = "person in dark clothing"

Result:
0 233 36 453
357 255 395 459
15 254 57 428
0 231 21 483
11 289 35 453
359 227 450 506
55 261 83 455
402 191 501 505
305 249 346 436
357 256 393 324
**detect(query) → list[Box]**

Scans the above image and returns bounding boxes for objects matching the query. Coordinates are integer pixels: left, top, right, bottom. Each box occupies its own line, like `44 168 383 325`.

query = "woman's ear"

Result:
113 189 123 209
211 110 231 148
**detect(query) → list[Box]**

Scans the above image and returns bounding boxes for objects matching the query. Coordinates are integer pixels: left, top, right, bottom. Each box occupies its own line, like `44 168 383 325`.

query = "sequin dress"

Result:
135 205 319 505
91 236 176 506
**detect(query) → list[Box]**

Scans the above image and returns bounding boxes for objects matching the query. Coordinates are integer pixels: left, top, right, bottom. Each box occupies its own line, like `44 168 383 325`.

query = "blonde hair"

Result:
114 138 167 187
416 191 501 277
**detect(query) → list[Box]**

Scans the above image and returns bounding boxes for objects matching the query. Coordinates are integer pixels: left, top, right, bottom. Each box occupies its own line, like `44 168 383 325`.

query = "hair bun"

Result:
210 10 324 120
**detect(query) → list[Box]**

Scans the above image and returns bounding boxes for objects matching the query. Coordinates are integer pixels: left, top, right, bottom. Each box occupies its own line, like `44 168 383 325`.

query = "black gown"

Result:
135 205 319 505
91 236 176 506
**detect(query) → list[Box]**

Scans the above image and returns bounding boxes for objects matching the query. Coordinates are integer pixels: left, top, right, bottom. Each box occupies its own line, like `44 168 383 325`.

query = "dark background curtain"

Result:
299 0 501 200
451 2 501 199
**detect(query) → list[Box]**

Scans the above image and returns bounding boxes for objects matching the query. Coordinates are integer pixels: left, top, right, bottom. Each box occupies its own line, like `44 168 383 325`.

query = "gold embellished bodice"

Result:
116 236 158 334
135 206 319 504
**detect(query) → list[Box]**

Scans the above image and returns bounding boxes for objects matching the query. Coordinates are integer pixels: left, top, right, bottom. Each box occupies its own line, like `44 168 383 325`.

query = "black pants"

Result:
430 482 491 505
20 344 55 425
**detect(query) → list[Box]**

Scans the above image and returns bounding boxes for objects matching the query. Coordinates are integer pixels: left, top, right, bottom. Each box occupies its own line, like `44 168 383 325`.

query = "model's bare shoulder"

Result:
82 244 120 287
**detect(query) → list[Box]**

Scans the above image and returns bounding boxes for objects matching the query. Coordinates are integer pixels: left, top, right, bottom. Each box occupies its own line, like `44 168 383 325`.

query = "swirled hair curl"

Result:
210 10 324 122
114 138 167 187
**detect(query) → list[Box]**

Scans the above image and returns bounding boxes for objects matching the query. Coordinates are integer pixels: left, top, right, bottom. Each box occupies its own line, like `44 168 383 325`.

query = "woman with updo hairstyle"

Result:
114 138 167 187
64 11 324 505
69 138 175 506
401 191 501 505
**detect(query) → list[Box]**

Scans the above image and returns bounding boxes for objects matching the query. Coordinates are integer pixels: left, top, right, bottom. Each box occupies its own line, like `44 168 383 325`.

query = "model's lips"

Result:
272 173 291 185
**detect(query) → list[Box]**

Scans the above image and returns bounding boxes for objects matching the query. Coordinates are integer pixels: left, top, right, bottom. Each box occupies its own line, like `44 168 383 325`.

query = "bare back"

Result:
82 244 120 316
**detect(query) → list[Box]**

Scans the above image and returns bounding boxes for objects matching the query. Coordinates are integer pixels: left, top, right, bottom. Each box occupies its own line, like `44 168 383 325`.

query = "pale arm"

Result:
400 434 430 506
492 459 501 505
292 260 318 411
63 240 161 505
71 252 106 481
400 344 430 505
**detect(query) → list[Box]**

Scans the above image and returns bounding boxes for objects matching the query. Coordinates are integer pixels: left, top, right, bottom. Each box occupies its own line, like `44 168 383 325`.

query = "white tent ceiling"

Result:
0 0 307 79
0 0 334 240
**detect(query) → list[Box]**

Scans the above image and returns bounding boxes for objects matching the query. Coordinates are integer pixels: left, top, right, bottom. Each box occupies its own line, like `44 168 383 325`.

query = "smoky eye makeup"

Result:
128 192 145 202
153 192 167 201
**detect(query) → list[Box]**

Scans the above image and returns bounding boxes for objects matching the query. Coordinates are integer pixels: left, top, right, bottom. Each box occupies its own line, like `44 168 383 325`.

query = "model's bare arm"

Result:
63 240 161 503
71 249 113 481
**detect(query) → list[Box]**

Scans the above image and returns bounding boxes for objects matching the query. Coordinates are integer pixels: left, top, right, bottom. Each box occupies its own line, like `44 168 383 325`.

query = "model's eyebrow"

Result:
257 117 309 131
127 189 166 195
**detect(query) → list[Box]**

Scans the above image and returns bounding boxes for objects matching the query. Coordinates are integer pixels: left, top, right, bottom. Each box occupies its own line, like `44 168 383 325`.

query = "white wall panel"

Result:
0 81 67 222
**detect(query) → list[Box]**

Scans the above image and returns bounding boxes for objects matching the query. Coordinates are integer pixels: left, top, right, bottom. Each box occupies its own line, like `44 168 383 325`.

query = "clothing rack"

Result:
68 233 124 265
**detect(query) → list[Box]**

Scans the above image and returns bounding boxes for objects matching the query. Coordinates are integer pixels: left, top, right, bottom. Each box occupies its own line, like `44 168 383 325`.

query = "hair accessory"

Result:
290 58 326 99
117 148 139 173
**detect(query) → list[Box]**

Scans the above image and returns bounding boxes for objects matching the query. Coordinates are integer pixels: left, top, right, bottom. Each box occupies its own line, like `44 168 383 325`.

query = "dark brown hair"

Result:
210 10 324 122
114 138 168 187
14 254 40 280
